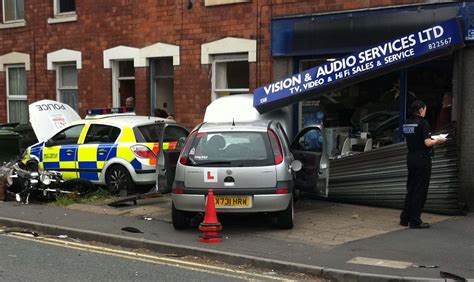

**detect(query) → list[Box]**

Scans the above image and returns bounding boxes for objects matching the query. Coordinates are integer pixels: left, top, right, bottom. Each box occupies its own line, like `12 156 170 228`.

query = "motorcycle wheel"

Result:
26 161 39 172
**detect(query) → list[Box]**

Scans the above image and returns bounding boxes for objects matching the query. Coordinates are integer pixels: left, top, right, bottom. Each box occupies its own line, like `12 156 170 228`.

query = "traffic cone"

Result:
199 189 223 243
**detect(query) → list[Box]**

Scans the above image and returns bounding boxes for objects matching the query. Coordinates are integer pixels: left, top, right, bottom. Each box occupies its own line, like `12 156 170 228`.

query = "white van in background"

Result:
203 94 293 137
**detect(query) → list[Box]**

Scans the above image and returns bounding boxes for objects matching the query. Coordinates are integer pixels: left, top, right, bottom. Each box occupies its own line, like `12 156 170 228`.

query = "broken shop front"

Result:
259 6 473 214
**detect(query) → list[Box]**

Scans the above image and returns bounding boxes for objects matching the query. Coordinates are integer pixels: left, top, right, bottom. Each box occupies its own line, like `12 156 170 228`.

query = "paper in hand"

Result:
431 133 448 140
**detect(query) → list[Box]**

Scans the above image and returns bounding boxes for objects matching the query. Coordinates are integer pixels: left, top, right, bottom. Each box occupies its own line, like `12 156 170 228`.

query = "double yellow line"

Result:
7 232 289 281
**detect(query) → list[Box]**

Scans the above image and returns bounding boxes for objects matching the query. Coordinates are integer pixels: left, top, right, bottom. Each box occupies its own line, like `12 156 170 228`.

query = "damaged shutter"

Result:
327 141 461 215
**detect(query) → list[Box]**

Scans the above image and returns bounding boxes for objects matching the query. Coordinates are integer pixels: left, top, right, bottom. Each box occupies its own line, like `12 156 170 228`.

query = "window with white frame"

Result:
57 64 78 111
113 60 135 107
55 0 75 15
212 54 249 100
6 65 28 124
3 0 24 22
151 57 174 116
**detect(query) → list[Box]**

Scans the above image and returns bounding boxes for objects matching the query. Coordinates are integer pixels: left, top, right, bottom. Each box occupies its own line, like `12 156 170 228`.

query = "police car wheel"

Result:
105 165 134 195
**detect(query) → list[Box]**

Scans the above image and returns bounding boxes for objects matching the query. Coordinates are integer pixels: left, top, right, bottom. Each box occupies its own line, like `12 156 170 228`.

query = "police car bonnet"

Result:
29 99 81 142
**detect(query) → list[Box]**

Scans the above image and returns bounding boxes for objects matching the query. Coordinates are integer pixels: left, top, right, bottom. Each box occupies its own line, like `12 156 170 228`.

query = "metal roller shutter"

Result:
327 140 462 215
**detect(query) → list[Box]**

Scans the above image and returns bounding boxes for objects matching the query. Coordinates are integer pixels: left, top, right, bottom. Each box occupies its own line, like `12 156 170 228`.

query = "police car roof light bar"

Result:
85 107 135 119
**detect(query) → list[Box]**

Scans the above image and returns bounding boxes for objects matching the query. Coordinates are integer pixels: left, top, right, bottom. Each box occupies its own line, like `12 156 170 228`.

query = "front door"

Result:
290 126 329 197
78 124 121 181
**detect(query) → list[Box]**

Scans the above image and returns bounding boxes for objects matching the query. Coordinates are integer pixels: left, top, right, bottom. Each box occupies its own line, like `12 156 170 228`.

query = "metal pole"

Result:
399 68 407 142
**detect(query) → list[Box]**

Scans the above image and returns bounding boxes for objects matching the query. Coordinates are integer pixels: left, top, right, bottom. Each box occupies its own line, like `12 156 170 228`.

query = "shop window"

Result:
297 56 454 158
3 0 24 22
56 0 75 14
6 65 28 124
111 60 135 107
151 57 174 116
298 59 401 157
212 54 249 100
407 58 454 133
57 64 78 112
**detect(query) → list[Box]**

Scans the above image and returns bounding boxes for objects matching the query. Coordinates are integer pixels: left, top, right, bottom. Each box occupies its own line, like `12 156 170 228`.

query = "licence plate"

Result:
213 196 252 208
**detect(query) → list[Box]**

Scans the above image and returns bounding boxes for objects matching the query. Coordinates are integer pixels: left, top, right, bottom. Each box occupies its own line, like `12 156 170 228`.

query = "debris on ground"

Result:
0 227 39 237
412 264 439 268
121 227 143 233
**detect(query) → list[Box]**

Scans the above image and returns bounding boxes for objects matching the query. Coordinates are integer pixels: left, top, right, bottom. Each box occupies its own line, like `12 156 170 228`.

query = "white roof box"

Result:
204 94 293 136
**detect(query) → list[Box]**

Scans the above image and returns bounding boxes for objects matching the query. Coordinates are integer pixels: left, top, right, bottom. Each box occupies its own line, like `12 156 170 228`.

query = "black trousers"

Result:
400 152 432 226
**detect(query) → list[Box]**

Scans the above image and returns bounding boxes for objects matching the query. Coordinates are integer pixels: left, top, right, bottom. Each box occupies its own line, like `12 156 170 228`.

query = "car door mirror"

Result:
45 139 55 147
290 160 302 172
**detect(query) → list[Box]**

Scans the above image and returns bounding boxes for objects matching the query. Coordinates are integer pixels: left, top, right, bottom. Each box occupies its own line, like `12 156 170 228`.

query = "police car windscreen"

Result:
136 124 163 142
186 132 274 167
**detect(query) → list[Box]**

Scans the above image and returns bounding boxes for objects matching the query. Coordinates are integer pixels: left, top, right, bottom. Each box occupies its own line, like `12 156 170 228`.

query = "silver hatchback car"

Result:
170 120 329 230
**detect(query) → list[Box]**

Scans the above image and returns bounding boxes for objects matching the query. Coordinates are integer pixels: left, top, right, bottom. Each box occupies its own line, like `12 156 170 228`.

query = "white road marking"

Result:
347 257 413 269
6 232 289 281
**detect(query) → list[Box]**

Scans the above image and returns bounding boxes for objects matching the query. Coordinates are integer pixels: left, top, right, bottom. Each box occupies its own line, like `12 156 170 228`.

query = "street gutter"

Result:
0 216 443 281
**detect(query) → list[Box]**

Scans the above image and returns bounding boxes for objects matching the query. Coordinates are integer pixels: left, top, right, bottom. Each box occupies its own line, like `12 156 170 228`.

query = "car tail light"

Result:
131 145 156 159
173 188 185 194
179 130 199 165
275 189 289 194
268 129 283 165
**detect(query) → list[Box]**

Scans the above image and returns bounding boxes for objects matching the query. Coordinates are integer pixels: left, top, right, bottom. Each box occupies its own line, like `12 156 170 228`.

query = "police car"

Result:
22 103 188 195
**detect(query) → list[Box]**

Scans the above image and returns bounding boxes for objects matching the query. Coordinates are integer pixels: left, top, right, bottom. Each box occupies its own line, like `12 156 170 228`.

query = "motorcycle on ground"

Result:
4 162 96 204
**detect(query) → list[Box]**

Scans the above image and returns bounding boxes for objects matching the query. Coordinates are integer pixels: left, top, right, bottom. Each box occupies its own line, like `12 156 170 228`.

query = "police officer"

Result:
400 100 447 229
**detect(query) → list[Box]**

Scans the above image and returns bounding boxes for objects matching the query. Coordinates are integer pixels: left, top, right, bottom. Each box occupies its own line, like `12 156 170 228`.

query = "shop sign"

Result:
254 18 464 113
466 28 474 41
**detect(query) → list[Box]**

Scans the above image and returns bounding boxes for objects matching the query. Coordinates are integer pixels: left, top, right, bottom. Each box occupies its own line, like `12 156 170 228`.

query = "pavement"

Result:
0 194 473 281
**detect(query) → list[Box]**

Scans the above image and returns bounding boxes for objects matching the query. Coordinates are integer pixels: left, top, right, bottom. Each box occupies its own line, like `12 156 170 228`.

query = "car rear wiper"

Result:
195 161 231 166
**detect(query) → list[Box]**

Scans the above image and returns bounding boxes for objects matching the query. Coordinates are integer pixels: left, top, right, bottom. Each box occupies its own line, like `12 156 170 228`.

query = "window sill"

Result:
0 20 26 29
205 0 250 6
47 14 77 24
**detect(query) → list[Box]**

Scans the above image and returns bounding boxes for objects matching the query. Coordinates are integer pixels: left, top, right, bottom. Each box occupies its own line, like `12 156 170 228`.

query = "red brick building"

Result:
2 0 474 211
0 0 425 128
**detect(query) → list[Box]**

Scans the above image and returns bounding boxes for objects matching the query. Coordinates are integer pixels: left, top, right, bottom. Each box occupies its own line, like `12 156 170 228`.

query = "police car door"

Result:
78 124 121 181
290 126 329 197
156 125 189 193
42 124 85 179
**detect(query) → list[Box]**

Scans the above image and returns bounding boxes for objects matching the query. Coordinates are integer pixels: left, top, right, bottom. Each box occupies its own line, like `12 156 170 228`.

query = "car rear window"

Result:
135 124 163 142
185 131 274 167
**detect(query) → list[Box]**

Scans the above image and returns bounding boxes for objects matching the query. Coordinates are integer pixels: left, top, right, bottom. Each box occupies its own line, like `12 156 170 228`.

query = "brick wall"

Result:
1 0 427 128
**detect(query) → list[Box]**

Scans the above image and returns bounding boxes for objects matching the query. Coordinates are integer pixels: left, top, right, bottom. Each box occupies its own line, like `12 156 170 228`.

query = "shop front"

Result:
255 3 474 214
